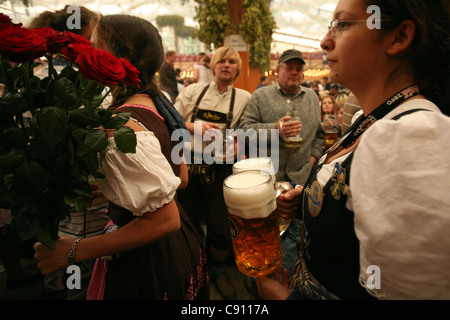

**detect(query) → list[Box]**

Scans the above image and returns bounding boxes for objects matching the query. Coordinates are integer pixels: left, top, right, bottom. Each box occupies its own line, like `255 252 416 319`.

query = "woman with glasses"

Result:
257 0 450 300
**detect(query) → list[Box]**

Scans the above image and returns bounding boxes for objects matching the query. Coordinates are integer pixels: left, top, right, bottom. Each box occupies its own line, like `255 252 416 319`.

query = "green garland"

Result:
191 0 276 71
192 0 235 48
156 14 197 38
240 0 276 71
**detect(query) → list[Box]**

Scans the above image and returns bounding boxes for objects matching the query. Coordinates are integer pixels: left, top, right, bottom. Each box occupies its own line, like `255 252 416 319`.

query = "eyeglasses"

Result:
328 19 382 36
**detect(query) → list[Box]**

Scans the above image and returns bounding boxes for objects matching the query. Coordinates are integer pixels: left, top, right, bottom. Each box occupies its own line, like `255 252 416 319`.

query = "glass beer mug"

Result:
323 114 339 148
279 108 303 148
223 170 282 277
215 128 235 161
232 157 293 234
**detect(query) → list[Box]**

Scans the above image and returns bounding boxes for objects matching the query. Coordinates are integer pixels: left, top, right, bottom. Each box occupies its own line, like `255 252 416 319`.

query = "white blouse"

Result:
351 99 450 299
98 130 181 216
315 99 450 299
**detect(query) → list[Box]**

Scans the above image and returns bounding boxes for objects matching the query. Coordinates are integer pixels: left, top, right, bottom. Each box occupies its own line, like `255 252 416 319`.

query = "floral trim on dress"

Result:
187 248 209 300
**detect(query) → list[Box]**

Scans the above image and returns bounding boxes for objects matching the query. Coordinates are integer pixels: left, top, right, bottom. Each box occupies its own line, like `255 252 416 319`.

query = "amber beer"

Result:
284 136 304 148
223 171 282 277
280 116 304 148
325 131 339 147
323 114 339 148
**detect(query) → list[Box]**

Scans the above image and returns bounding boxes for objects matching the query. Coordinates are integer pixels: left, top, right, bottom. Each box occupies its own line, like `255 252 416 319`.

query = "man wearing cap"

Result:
239 49 325 187
239 50 325 283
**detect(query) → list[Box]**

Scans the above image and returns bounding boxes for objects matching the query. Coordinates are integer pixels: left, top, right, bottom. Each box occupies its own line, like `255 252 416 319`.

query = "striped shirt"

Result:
58 197 109 239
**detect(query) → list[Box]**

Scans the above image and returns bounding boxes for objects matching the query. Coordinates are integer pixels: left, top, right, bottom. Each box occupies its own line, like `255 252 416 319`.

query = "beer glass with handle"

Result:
223 170 282 277
232 157 293 234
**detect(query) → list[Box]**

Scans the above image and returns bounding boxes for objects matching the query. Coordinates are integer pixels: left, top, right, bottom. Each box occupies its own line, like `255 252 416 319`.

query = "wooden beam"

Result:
227 0 261 93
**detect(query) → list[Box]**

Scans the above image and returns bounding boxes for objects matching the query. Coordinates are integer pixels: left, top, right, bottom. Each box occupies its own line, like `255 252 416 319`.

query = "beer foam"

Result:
232 157 276 181
223 171 276 219
233 157 272 171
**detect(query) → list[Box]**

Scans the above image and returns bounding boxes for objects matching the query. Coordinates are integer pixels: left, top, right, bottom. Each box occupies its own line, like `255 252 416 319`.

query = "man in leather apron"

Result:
175 46 251 266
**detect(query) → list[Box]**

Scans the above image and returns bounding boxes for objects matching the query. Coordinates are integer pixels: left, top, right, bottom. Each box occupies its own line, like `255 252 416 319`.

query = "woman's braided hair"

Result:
95 14 164 110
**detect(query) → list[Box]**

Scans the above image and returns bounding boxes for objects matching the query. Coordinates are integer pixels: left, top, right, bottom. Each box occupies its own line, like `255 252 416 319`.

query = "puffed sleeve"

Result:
98 131 181 216
351 110 450 299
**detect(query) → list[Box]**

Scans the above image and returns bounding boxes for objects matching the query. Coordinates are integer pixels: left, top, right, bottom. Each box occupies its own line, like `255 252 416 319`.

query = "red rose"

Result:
75 48 126 85
32 27 70 53
0 13 22 31
62 43 94 62
120 58 141 87
65 31 92 46
0 27 47 62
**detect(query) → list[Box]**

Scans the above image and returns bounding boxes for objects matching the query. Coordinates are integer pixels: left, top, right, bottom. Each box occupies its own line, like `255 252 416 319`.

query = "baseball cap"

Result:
278 49 305 65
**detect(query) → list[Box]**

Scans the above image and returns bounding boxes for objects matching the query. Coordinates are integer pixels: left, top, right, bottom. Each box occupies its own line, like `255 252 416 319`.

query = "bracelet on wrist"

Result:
68 237 82 266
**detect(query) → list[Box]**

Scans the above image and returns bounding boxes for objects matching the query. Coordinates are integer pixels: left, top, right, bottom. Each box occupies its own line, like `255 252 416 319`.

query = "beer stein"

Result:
323 114 339 148
232 158 293 234
223 170 282 277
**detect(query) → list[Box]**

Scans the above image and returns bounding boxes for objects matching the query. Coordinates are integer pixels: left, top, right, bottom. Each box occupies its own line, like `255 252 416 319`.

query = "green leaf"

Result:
92 171 105 180
7 63 25 80
0 149 24 170
13 161 49 194
89 94 106 109
36 107 69 148
59 66 78 82
64 194 76 205
36 227 55 249
78 152 99 173
114 126 137 153
97 108 114 123
0 127 27 148
101 112 130 130
68 108 102 127
0 92 29 114
84 129 108 153
53 77 78 108
72 188 92 198
74 197 88 212
71 125 91 141
18 219 39 242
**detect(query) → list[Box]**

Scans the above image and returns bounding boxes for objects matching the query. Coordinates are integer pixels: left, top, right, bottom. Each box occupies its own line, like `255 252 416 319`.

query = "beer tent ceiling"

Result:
2 0 339 52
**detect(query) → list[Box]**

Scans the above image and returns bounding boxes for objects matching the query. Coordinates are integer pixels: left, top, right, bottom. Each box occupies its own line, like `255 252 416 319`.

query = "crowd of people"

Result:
1 0 449 301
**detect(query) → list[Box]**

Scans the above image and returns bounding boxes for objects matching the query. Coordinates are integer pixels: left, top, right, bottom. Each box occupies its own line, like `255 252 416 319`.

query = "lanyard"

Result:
324 85 420 162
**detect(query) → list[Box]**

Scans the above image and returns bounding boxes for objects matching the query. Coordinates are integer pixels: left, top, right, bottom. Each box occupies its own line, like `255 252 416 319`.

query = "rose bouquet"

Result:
0 13 139 248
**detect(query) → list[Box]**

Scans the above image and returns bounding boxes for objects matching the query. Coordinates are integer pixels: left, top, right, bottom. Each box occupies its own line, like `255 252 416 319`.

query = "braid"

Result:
97 15 164 110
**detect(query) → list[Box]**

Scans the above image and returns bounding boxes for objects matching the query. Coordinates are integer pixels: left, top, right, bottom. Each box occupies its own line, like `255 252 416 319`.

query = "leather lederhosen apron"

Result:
190 84 236 164
177 85 236 252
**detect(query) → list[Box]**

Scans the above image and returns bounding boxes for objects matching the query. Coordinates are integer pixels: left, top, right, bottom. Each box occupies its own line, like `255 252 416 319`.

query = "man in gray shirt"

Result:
239 50 325 292
239 49 325 186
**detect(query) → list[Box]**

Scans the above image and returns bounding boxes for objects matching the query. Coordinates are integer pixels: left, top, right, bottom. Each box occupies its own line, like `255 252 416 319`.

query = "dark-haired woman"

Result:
257 0 450 300
34 14 208 300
